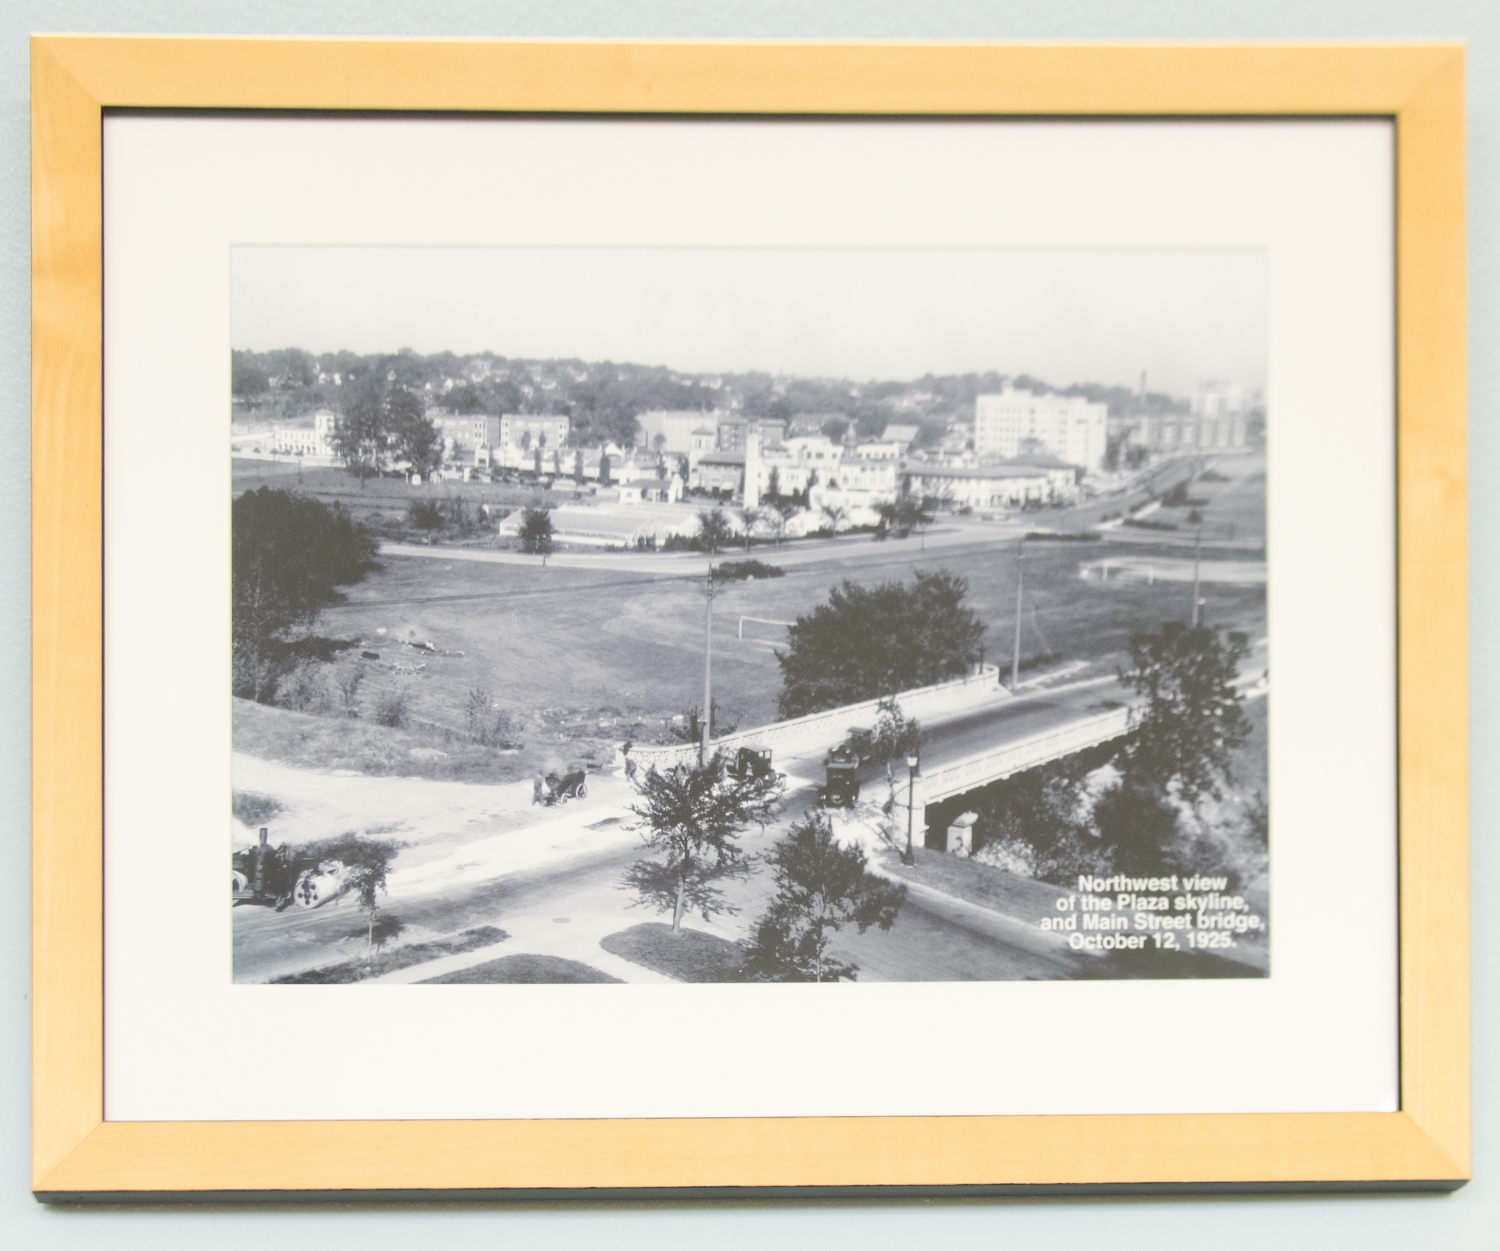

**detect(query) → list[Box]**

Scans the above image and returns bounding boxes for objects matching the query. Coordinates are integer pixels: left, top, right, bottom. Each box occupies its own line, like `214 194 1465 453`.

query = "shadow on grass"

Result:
600 922 747 983
420 953 622 984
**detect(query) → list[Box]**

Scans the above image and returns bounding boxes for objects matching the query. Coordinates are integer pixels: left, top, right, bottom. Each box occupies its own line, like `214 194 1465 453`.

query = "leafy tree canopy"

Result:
697 508 734 554
743 814 906 982
231 349 271 398
776 571 985 718
305 834 407 960
519 507 554 555
229 348 1201 443
332 375 440 482
1115 621 1252 807
232 488 379 699
624 755 783 932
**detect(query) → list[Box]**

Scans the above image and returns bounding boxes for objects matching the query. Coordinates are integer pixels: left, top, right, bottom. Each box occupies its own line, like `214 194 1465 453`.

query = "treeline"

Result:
231 346 1194 451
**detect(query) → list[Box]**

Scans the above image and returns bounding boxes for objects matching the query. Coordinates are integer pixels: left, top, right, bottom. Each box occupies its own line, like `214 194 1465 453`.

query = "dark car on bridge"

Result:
728 745 779 782
819 743 861 808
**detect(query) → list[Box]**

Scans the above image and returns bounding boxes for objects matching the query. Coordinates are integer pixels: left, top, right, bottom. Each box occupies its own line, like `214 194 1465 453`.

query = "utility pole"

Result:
1011 537 1025 691
700 568 716 767
1191 527 1203 628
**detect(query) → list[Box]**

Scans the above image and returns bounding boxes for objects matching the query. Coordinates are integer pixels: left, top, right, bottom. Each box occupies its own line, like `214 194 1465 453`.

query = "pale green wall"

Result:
3 3 1493 1246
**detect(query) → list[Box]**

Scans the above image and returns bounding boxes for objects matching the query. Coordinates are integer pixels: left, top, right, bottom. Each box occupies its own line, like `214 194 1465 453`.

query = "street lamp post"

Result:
903 752 919 866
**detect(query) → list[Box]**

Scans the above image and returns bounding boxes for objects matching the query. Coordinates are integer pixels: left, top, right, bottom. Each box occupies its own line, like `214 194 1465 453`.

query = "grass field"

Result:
600 922 748 982
234 528 1266 784
420 953 622 983
232 449 1266 790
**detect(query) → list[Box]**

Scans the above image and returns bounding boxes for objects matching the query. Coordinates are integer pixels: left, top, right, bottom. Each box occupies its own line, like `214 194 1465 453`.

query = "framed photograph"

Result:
32 38 1468 1198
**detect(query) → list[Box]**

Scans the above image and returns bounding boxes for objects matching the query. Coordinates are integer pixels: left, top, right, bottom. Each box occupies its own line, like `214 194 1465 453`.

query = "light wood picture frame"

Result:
31 37 1468 1199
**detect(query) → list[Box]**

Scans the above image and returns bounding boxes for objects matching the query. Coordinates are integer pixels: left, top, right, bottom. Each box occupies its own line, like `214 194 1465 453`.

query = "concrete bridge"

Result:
619 661 1135 854
621 664 1009 774
893 706 1133 849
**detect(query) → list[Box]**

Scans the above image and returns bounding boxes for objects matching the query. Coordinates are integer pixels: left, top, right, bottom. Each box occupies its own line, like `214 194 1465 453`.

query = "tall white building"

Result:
974 386 1108 472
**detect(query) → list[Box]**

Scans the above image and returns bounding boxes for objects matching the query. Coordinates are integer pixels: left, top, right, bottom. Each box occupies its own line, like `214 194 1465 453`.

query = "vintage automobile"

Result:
232 830 348 911
727 745 779 782
536 769 588 806
291 859 349 908
819 743 862 808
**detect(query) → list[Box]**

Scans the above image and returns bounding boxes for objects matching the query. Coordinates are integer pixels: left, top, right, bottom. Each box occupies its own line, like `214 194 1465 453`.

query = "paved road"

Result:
380 516 1028 576
233 836 645 984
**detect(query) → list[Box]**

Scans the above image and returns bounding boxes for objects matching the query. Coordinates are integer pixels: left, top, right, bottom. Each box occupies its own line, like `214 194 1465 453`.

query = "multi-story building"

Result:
434 414 490 461
636 409 723 455
901 462 1061 510
974 386 1108 472
1192 380 1250 419
716 415 787 455
270 409 337 459
486 414 570 470
1134 412 1246 452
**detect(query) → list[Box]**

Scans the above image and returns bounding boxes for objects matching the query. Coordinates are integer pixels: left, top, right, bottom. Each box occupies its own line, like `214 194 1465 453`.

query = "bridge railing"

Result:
622 664 1005 774
915 706 1133 806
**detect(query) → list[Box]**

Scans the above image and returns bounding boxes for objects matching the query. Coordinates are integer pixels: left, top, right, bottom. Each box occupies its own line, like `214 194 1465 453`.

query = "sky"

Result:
232 246 1266 398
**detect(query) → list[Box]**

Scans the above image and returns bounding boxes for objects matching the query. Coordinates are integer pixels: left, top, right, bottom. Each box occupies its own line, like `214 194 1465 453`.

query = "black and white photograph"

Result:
229 245 1270 986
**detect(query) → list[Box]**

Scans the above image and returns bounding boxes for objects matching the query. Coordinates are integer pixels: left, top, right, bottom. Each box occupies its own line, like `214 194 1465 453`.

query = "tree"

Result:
408 498 444 538
231 349 271 399
667 701 736 744
439 382 485 413
599 449 612 485
820 502 849 533
743 814 906 982
331 373 393 485
875 495 936 541
697 507 734 554
312 835 407 963
765 500 799 546
233 488 379 701
574 449 586 492
623 755 784 933
1088 622 1252 877
519 507 554 556
388 387 442 478
1114 621 1251 808
776 571 986 717
737 506 763 551
965 749 1114 884
850 696 923 769
1092 774 1182 877
765 466 781 501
